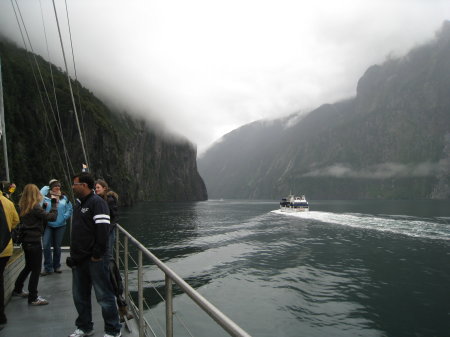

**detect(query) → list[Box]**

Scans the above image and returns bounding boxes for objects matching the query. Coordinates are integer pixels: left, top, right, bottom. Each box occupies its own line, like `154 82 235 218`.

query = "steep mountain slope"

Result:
0 38 207 204
199 21 450 200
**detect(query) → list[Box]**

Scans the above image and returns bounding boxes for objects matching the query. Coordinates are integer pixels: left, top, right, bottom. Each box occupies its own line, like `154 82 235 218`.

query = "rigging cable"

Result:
51 0 89 169
38 0 75 191
15 0 74 184
0 58 10 182
63 0 90 169
9 0 73 193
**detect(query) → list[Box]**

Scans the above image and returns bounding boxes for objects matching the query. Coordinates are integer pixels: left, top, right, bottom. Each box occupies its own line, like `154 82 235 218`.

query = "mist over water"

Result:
120 200 450 337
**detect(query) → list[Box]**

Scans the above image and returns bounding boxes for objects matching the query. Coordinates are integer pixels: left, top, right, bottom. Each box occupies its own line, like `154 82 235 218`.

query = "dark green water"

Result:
120 199 450 337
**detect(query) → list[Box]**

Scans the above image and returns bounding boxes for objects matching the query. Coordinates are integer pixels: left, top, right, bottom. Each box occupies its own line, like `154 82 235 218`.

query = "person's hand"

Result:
90 257 102 262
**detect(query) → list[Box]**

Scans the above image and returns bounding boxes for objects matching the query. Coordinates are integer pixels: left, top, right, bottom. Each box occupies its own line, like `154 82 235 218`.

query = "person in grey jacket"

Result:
13 184 57 306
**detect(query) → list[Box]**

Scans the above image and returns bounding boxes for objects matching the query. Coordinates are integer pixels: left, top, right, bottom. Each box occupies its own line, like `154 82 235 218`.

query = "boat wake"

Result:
271 209 450 241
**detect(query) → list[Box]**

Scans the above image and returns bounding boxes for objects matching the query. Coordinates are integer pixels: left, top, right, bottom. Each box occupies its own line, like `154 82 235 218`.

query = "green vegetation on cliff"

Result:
0 38 207 204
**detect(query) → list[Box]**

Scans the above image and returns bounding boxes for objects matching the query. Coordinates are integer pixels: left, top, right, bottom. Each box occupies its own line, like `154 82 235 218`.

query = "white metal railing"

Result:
115 224 252 337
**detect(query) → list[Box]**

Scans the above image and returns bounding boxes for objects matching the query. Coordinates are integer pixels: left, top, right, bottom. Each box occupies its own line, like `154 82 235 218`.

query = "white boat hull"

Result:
280 206 309 212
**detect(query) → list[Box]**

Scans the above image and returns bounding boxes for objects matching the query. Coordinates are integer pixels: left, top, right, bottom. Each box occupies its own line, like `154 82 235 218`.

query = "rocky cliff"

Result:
199 21 450 200
0 38 207 204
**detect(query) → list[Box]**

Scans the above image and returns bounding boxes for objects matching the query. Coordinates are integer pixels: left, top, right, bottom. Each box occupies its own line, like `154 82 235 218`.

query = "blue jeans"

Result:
106 229 115 261
43 225 66 272
72 256 121 334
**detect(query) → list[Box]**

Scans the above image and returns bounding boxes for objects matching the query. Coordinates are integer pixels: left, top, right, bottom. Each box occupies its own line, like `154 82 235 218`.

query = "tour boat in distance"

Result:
280 194 309 212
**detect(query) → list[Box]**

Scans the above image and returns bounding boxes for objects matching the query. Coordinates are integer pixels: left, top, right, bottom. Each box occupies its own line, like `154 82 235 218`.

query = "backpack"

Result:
11 223 25 245
109 259 126 307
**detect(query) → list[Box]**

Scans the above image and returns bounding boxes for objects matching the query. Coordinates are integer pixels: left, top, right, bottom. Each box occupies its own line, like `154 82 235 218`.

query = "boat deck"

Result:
2 252 139 337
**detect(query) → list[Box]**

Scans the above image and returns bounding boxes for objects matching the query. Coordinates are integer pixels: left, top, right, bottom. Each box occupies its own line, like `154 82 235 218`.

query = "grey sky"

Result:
0 0 449 155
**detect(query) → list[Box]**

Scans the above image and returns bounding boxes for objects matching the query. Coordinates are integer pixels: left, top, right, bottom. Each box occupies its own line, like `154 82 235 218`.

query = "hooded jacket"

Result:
40 186 73 227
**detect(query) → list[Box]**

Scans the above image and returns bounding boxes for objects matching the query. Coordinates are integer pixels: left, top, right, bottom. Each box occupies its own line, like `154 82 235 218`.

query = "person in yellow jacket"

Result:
0 190 20 327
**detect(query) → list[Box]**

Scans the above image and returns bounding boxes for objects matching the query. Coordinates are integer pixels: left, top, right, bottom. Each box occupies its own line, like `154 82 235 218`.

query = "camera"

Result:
66 256 76 268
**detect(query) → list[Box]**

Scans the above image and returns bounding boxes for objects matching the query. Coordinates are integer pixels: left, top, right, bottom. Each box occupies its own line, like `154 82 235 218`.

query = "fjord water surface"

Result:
120 200 450 337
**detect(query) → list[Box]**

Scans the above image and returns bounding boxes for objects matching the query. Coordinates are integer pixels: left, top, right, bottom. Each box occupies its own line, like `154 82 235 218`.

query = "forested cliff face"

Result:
0 38 207 204
199 21 450 200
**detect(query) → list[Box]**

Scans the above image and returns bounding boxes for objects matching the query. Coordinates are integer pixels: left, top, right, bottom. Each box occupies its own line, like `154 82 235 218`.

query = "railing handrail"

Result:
116 224 252 337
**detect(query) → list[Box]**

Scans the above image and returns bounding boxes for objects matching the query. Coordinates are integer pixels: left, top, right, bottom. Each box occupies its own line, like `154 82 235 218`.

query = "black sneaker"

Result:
40 271 52 276
12 290 28 298
54 269 62 274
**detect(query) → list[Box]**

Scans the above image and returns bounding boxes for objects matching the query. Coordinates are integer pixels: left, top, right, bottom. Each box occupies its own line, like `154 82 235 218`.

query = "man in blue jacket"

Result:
69 172 121 337
40 179 73 275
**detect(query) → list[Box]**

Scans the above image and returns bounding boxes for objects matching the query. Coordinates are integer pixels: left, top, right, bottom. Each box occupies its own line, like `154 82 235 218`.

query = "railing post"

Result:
124 236 129 307
115 226 119 265
165 275 173 337
116 224 253 337
138 250 144 336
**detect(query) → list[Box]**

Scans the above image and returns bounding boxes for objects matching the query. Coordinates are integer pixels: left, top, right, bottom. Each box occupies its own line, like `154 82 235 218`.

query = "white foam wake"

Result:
271 209 450 241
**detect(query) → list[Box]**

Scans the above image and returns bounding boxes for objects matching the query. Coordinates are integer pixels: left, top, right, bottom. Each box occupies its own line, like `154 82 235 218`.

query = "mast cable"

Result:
38 0 75 188
0 59 10 182
14 0 74 179
63 0 90 169
38 0 75 178
51 0 89 168
10 0 75 200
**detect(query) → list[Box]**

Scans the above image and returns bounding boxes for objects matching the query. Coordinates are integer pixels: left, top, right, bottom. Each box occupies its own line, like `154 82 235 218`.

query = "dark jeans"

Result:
43 226 66 272
0 256 10 322
106 229 115 261
14 242 42 302
72 255 121 335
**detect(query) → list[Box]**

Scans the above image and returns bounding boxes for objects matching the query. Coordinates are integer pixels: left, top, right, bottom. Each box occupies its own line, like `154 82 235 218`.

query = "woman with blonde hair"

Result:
12 184 58 306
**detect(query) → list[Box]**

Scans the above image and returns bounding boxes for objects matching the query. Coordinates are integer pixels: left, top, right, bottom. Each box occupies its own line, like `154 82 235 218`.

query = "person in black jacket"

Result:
95 179 133 325
12 184 58 305
94 179 118 260
68 172 121 337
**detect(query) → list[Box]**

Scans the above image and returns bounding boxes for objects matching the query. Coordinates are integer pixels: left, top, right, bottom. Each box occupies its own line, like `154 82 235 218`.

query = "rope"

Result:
51 0 89 168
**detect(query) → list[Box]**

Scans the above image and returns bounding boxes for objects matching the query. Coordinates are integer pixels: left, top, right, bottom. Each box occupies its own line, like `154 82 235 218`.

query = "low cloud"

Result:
0 1 449 155
303 161 450 179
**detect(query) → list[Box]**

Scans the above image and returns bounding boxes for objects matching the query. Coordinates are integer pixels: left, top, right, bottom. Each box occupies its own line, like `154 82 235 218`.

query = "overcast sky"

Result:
0 0 449 155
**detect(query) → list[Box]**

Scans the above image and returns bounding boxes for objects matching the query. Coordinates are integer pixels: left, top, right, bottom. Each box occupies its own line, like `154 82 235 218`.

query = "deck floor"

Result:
1 252 138 337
